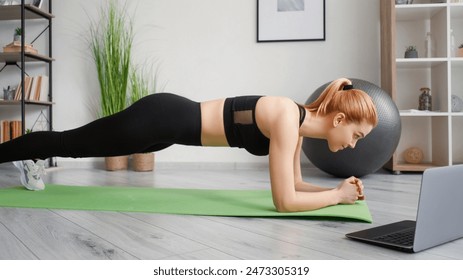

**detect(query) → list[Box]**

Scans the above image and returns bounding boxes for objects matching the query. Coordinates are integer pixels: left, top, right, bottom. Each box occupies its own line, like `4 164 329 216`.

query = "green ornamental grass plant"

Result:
90 0 133 117
89 0 157 171
129 66 151 105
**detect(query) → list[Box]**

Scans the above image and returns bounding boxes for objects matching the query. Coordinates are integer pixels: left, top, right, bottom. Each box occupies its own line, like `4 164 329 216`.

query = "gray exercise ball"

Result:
302 79 401 177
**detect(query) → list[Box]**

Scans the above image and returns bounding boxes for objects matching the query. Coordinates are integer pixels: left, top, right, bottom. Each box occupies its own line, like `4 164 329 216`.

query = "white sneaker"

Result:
13 160 46 191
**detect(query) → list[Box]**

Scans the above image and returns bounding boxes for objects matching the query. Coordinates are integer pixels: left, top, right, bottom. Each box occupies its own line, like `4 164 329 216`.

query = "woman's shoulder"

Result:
256 96 300 132
259 96 297 110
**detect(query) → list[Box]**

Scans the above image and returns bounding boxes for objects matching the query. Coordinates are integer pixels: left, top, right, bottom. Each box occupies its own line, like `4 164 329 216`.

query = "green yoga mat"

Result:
0 185 372 222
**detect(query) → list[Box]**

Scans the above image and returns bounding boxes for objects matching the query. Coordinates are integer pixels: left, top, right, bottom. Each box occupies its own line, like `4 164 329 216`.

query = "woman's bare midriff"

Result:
200 99 229 146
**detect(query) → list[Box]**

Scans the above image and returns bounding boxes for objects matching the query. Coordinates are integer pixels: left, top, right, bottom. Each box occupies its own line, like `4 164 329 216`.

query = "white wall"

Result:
3 0 381 164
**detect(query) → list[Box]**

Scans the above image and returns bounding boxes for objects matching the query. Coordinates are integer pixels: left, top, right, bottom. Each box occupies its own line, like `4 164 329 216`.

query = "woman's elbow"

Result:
273 195 324 213
273 198 296 213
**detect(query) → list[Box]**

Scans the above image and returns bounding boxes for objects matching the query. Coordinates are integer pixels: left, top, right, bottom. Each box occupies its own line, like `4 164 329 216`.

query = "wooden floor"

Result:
0 161 462 260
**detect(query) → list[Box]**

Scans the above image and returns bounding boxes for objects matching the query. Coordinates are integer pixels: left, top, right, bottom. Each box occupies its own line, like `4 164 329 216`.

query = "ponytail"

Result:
306 78 378 127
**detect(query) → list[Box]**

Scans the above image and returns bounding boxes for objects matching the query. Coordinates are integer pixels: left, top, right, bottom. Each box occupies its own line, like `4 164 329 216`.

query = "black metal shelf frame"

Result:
19 0 53 135
0 1 54 166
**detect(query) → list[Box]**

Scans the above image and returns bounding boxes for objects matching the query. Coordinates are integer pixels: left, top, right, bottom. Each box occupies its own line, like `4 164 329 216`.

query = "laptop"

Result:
346 165 463 253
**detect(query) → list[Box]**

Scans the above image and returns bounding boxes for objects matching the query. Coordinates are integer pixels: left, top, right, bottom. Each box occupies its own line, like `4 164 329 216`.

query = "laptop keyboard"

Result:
372 227 415 246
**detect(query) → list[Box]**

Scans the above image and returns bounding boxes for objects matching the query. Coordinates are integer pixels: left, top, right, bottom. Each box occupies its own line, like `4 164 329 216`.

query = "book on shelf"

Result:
14 76 32 100
0 120 22 144
13 75 49 102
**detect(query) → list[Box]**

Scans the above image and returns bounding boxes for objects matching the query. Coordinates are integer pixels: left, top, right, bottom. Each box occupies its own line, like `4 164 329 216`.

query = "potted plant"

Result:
457 44 463 58
14 27 21 42
89 0 134 171
129 67 156 172
404 46 418 58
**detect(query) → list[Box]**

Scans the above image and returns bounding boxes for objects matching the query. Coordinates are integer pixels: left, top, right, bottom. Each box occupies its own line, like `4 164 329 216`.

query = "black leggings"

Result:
0 93 202 164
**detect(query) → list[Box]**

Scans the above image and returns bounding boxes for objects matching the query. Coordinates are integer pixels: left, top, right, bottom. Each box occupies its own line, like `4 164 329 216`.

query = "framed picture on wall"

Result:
257 0 325 42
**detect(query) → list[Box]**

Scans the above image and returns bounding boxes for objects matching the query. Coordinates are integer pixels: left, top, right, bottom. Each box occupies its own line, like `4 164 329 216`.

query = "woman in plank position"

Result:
0 78 377 212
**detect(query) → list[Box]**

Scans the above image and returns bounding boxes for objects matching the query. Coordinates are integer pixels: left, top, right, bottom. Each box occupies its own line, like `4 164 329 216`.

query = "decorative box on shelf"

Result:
3 41 38 54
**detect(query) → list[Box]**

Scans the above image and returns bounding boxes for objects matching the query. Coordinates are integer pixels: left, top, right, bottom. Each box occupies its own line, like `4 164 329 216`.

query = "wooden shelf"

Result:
0 4 53 21
0 100 54 106
0 52 54 63
393 162 441 172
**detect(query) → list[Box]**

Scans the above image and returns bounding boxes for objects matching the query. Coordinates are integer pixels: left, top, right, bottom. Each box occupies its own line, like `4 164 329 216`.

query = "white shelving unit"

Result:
381 0 463 173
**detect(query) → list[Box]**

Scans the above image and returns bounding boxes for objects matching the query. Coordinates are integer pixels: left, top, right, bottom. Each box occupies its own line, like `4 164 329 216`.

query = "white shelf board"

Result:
399 110 449 117
396 4 447 21
451 57 463 66
396 58 448 68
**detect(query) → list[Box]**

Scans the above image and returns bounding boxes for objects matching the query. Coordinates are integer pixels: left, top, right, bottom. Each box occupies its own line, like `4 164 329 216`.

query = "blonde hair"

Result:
306 78 378 127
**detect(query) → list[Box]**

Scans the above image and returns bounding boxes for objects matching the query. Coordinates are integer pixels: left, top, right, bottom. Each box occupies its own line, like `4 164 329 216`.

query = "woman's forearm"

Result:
276 178 361 212
295 180 331 192
275 189 340 212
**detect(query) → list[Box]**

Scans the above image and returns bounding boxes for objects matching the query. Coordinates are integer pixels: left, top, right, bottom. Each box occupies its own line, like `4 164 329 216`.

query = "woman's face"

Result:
326 114 373 152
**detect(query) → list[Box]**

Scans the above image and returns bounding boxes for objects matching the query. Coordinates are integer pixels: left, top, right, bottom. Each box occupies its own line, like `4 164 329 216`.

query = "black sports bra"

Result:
223 96 306 156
